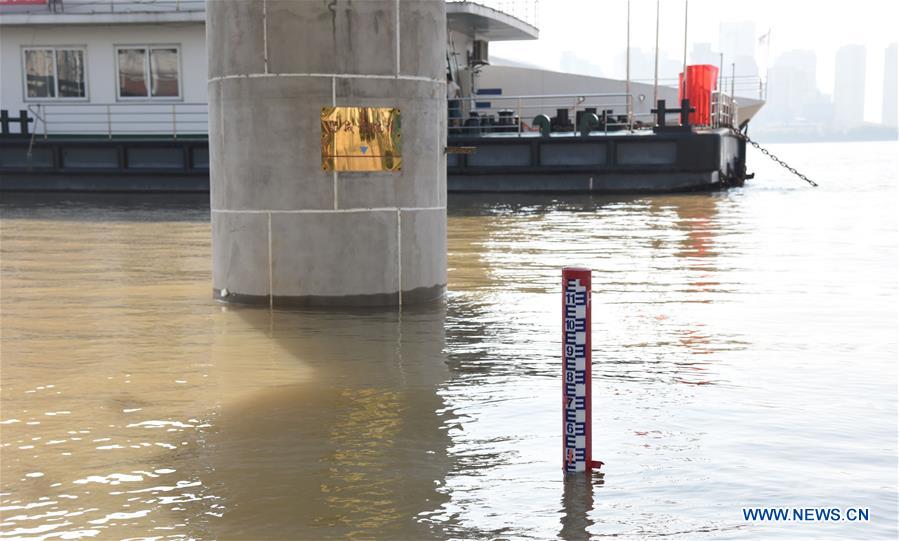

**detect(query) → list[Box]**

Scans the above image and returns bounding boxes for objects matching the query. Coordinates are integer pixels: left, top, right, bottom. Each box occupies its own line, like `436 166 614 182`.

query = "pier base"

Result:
207 0 447 307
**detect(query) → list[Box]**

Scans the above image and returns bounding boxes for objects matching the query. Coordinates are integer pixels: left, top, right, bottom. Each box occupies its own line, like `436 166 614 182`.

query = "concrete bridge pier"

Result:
207 0 447 307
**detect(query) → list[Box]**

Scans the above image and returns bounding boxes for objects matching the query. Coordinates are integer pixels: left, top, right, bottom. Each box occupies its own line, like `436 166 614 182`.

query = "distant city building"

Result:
717 21 760 97
626 47 681 83
833 44 867 129
559 50 604 78
691 43 720 68
604 47 682 90
719 21 755 59
883 43 897 128
758 50 821 126
802 93 835 127
624 48 651 81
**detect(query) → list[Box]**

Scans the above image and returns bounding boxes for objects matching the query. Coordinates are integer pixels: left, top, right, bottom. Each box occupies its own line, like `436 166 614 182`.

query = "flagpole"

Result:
626 0 632 130
653 0 660 108
682 0 689 107
718 51 724 126
765 27 772 100
719 52 723 92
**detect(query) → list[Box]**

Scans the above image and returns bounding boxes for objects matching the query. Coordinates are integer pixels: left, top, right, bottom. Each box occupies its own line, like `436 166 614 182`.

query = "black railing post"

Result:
651 99 696 131
679 98 695 127
651 99 667 127
0 110 34 137
19 110 32 136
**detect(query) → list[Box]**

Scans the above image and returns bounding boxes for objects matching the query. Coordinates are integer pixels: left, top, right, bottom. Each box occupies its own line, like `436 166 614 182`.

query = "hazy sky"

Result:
489 0 898 122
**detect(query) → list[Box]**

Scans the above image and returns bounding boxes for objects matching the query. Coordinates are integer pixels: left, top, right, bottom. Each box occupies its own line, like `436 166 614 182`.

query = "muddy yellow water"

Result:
1 142 897 540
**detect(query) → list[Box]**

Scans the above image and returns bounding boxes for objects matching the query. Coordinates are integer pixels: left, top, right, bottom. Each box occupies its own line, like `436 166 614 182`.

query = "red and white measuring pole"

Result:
562 267 602 475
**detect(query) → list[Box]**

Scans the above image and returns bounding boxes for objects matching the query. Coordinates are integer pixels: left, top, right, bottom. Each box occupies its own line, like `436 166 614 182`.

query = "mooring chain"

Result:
729 127 819 187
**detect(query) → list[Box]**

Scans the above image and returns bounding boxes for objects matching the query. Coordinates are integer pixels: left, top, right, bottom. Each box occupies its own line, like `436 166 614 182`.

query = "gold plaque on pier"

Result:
321 107 402 172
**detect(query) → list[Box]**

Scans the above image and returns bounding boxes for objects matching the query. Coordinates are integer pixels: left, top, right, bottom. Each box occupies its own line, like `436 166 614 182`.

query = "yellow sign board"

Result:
321 106 402 172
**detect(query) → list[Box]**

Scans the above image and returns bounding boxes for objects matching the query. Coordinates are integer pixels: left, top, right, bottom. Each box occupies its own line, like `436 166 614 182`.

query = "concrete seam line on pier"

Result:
395 0 401 77
267 211 273 309
211 207 446 215
437 122 444 206
331 76 338 211
397 208 402 306
332 172 339 210
207 73 444 84
218 81 224 198
262 0 269 74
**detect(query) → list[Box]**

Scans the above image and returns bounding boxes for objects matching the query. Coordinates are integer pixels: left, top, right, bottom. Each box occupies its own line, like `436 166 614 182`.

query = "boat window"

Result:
57 50 86 98
116 46 181 100
150 49 179 97
118 48 148 97
23 47 87 100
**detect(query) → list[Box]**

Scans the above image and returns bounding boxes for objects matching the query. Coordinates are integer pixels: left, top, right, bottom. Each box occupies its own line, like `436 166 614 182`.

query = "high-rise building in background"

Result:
719 21 755 60
757 50 822 126
691 43 720 68
833 45 867 129
616 48 681 84
882 43 897 128
559 51 604 78
718 21 761 97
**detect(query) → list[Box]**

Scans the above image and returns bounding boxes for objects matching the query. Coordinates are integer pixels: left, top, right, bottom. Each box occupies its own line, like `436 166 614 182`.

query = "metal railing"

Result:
27 102 208 139
1 0 205 15
633 75 766 100
449 90 743 136
446 0 539 29
20 91 733 141
710 91 738 129
9 1 535 20
449 92 642 136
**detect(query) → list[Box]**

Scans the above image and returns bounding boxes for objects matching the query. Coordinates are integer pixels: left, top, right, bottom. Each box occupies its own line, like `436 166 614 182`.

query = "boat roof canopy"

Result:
446 1 539 42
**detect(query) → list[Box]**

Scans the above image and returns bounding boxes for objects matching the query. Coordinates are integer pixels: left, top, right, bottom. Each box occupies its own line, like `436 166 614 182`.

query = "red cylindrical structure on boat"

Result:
678 64 719 126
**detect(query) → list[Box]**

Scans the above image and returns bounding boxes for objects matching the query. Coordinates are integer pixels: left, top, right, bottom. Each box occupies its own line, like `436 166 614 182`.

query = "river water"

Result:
1 141 897 540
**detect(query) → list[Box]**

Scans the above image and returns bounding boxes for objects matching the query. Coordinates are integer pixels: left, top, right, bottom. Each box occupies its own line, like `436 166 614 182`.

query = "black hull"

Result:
0 129 746 194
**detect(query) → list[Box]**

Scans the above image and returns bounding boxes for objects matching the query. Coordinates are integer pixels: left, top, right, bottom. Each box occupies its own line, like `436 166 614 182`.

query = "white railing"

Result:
710 91 738 129
9 1 536 21
21 92 732 141
27 102 208 139
449 92 642 136
446 0 539 28
1 0 205 15
632 75 766 100
449 90 741 136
